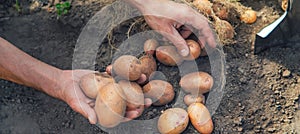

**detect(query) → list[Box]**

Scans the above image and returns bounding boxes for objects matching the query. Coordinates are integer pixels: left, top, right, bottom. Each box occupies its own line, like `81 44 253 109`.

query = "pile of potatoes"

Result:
191 0 258 44
157 71 214 134
79 39 215 133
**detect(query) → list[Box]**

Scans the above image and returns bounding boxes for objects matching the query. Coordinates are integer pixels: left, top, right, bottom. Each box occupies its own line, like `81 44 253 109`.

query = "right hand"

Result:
136 0 217 56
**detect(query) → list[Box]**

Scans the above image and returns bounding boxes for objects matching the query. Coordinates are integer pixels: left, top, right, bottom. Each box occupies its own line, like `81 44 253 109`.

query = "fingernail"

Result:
88 116 96 124
180 49 189 57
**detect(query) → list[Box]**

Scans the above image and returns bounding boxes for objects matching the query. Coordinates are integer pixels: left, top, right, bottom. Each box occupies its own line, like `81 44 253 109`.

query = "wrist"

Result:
125 0 157 13
39 68 64 99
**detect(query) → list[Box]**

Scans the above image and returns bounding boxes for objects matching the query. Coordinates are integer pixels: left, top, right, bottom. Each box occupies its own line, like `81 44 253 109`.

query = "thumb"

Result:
161 26 189 56
81 102 97 124
70 100 98 124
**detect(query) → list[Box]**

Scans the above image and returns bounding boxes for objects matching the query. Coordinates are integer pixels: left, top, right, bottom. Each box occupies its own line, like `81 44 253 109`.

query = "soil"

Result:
0 0 299 133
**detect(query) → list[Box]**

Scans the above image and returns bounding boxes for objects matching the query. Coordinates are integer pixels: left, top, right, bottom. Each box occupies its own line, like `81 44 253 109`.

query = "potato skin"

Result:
157 108 189 134
212 2 229 20
118 80 144 113
113 55 142 81
79 72 114 99
180 72 213 94
156 46 183 66
193 0 213 16
139 55 157 80
188 103 213 134
142 80 175 106
95 83 126 128
144 39 159 55
240 10 257 24
215 19 235 41
183 40 201 60
184 94 205 106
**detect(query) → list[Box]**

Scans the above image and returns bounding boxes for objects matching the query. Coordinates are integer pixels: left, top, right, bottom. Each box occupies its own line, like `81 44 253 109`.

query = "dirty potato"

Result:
79 72 114 99
95 83 126 128
113 55 142 81
156 46 183 66
143 80 175 106
180 72 214 94
157 108 189 134
118 80 144 116
188 103 213 134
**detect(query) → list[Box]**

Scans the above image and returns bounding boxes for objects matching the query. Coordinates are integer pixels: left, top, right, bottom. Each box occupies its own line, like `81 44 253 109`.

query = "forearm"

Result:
0 37 62 98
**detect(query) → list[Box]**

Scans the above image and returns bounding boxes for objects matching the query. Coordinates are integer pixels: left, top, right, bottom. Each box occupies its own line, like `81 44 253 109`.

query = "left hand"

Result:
55 69 151 124
56 70 98 124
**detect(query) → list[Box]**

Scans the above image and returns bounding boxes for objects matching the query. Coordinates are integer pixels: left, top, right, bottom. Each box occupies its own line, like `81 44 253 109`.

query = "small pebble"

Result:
267 128 276 132
282 70 291 77
287 116 293 119
237 127 243 132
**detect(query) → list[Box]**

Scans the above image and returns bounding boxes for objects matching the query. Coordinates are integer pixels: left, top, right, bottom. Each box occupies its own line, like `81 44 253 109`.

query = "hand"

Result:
135 0 217 56
56 70 98 124
56 69 151 124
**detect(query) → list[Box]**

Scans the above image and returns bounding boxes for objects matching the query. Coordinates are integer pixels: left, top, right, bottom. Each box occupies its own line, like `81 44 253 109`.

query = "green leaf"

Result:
55 3 62 9
63 9 68 14
63 1 71 8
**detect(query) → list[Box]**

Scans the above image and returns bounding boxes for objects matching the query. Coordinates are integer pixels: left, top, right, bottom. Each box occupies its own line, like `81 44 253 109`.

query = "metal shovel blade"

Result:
254 0 300 54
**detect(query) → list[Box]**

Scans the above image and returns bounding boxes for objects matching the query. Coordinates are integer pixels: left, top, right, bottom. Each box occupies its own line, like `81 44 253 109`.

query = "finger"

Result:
198 36 206 48
69 99 97 124
199 26 217 48
84 104 98 124
144 98 152 108
179 26 193 39
189 13 217 48
85 98 95 108
123 111 139 122
105 64 113 75
180 29 192 39
161 26 189 56
136 74 147 84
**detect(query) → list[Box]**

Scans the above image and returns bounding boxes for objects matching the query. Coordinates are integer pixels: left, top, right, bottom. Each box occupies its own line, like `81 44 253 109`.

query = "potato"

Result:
184 94 205 106
157 108 189 134
95 83 126 128
188 103 213 134
212 2 229 20
142 80 175 106
113 55 142 81
144 39 159 55
118 80 144 114
215 19 235 41
156 46 183 66
180 72 213 94
240 9 257 24
193 0 213 16
79 72 114 99
183 40 201 60
139 55 157 80
281 0 288 11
